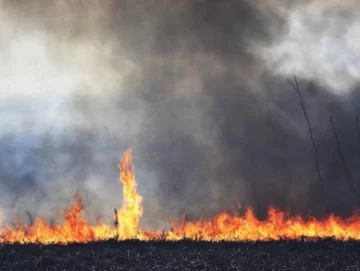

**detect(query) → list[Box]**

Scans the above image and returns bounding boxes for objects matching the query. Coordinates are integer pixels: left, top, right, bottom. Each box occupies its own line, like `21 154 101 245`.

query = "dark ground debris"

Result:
1 239 360 271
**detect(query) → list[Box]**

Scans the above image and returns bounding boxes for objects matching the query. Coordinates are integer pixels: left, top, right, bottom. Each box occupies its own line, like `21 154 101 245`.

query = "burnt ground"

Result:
0 239 360 271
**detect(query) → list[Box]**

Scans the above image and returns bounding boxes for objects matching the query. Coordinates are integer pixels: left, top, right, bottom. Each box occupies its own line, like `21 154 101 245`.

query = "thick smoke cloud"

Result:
265 1 360 93
1 0 360 228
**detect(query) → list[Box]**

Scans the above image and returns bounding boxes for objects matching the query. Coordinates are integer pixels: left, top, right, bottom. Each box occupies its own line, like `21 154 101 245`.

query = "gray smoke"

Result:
0 0 360 228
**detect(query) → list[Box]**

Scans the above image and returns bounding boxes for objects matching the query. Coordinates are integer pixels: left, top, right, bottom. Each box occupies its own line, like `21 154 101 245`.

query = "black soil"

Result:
1 239 360 271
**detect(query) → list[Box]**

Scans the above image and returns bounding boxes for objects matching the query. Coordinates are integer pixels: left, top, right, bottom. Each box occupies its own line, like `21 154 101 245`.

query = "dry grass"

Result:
1 238 359 270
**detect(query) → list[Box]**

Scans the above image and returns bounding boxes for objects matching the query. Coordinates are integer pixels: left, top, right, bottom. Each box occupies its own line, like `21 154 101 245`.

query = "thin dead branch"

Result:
25 210 33 226
114 208 119 229
356 115 360 157
287 75 323 183
330 116 356 195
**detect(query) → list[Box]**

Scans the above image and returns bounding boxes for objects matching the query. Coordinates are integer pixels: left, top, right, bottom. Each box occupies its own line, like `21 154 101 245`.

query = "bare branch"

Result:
287 75 323 183
114 208 119 229
25 209 33 226
356 115 360 157
330 116 356 194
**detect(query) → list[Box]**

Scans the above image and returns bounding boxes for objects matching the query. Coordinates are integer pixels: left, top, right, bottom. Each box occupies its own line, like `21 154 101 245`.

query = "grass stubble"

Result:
1 238 360 271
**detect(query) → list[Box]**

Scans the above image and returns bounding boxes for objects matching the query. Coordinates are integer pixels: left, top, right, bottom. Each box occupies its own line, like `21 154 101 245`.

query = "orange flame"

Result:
1 147 360 244
117 147 143 239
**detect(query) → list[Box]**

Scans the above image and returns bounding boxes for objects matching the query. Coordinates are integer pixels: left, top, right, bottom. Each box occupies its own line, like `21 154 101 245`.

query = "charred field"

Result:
1 238 360 271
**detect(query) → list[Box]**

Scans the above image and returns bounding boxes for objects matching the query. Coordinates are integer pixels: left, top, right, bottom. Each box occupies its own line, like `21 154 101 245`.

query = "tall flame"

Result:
1 147 360 244
117 147 143 239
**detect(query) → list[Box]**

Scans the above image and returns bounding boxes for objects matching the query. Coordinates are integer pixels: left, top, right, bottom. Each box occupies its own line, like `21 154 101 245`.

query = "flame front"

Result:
117 148 143 239
1 147 360 244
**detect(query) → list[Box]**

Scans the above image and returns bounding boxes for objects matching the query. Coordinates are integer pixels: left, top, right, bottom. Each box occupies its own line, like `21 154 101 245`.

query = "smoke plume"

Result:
1 0 360 228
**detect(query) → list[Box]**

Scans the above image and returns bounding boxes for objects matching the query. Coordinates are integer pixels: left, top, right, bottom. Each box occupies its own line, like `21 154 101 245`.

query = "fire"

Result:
0 193 113 244
116 147 143 239
1 147 360 244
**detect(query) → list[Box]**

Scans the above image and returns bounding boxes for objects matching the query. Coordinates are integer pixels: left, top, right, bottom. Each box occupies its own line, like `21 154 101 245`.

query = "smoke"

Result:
264 1 360 93
1 0 360 228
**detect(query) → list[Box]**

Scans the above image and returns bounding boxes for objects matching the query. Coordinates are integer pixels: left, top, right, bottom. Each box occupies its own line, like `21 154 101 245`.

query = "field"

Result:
1 239 360 271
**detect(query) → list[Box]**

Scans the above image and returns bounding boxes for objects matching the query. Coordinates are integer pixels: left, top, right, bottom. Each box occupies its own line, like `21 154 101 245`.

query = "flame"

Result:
1 147 360 244
117 147 143 239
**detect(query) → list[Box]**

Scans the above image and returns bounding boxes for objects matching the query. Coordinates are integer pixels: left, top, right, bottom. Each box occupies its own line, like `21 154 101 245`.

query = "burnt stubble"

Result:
1 239 359 271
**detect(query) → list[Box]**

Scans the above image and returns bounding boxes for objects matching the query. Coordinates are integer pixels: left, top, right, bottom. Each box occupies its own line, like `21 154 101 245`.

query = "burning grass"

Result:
2 149 360 269
2 148 360 244
1 239 358 271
